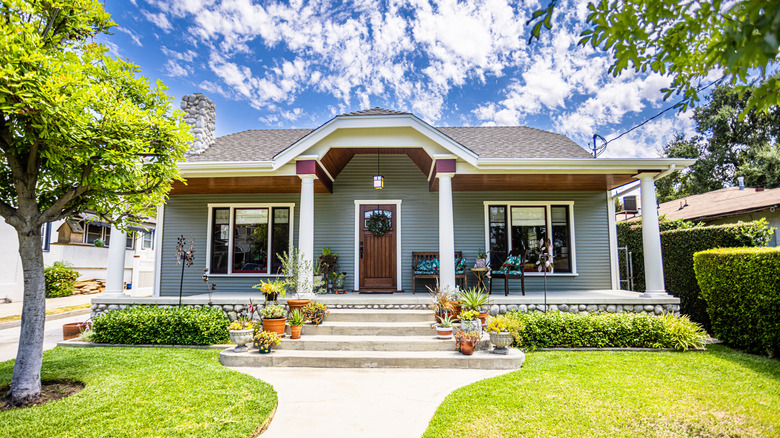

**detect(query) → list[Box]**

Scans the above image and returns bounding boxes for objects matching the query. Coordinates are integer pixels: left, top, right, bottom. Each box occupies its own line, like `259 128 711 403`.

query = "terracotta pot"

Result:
286 299 310 316
478 312 488 326
460 340 476 355
436 326 453 339
450 302 462 319
290 325 302 339
62 321 90 340
262 317 287 336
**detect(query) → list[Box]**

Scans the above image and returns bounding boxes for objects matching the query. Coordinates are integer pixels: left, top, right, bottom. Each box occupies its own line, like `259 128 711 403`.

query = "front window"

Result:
486 203 574 273
208 204 293 275
141 230 154 249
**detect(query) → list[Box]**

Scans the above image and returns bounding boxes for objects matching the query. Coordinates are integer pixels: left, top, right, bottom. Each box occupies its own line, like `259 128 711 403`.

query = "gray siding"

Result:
159 155 612 296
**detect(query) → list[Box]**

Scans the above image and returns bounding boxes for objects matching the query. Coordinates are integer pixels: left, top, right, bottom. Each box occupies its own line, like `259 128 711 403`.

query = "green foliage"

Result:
43 261 78 298
0 348 277 438
694 247 780 357
0 0 191 231
91 306 229 345
288 309 305 326
618 218 773 330
506 311 707 351
458 288 491 311
577 0 780 113
260 304 286 319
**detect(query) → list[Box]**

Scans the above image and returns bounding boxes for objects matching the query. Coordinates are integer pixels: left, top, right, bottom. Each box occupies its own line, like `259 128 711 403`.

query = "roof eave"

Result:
179 160 275 177
475 158 697 174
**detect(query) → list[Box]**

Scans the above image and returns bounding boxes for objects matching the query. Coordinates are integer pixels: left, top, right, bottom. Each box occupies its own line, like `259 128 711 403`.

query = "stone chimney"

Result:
181 93 216 155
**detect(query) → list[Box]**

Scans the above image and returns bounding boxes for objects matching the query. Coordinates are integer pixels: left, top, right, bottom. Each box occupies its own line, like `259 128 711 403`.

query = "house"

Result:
0 214 156 302
137 93 694 300
616 181 779 246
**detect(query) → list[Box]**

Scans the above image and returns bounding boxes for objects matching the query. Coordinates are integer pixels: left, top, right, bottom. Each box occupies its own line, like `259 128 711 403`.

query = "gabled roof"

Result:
186 108 590 162
656 186 780 221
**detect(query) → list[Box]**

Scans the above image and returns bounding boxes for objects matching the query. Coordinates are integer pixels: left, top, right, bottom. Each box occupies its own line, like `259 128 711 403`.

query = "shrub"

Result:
91 306 229 345
618 218 774 330
506 311 707 351
44 261 79 298
694 247 780 357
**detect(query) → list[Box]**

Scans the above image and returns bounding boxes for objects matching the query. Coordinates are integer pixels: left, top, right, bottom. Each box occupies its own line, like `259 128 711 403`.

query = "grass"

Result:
424 345 780 437
0 303 91 324
0 347 277 438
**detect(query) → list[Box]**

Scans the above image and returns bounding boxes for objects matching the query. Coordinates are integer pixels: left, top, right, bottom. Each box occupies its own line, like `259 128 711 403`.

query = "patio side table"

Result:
469 267 490 293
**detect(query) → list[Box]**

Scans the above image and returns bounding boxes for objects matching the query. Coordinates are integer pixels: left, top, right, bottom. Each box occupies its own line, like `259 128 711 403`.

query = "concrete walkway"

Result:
0 313 89 362
232 367 509 438
0 293 101 319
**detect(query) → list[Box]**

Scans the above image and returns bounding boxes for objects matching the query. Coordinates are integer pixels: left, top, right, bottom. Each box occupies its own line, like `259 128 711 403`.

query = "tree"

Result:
658 83 780 201
0 0 190 405
529 0 780 113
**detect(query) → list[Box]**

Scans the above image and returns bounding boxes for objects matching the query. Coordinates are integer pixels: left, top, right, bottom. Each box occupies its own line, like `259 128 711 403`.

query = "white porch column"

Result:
639 174 666 295
298 175 315 296
105 224 127 295
438 173 456 289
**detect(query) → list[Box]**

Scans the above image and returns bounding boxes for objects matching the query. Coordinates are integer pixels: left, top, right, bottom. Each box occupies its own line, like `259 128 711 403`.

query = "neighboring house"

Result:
150 94 694 298
617 184 780 246
0 214 156 302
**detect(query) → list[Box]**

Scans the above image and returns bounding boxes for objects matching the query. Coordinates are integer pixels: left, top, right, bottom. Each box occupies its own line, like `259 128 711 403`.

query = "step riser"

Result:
327 312 435 323
303 325 435 336
221 353 523 370
277 339 492 352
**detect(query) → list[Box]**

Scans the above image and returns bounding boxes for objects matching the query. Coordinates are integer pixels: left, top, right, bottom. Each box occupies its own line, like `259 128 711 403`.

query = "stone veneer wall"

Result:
91 302 680 319
180 93 216 155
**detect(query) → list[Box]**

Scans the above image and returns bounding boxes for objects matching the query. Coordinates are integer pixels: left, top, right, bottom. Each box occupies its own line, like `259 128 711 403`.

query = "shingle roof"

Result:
656 186 780 221
185 109 590 162
339 108 411 117
436 126 590 159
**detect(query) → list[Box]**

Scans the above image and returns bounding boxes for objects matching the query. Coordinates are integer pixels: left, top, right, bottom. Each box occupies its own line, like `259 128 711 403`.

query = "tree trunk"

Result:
7 227 46 405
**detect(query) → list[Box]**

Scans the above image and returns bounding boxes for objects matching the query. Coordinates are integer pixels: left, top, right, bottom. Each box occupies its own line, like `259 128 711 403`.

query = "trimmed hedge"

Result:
694 247 780 357
44 261 79 298
506 311 707 351
618 218 774 330
91 306 230 345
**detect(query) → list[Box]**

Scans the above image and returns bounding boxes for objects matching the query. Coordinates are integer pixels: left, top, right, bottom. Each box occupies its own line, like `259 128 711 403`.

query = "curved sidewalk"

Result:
231 367 509 438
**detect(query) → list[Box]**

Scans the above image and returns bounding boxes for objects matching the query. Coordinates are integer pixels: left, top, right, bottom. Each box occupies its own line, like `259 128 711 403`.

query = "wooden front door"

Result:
359 204 397 290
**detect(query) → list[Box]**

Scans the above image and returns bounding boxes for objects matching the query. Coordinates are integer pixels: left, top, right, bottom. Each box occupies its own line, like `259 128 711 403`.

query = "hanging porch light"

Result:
373 151 384 189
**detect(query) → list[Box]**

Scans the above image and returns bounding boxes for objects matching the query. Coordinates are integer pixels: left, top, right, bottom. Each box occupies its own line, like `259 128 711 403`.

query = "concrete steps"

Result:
220 307 525 370
221 348 526 370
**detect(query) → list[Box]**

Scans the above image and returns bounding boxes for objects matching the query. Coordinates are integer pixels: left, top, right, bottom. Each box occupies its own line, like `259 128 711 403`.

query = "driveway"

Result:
0 314 89 363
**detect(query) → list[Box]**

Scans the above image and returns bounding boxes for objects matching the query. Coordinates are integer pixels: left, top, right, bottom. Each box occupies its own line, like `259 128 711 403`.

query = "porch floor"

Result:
93 289 679 306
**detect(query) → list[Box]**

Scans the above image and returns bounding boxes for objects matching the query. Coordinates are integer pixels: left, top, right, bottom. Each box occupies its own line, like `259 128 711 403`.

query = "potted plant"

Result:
427 282 456 323
455 330 481 355
93 238 105 247
253 278 288 304
288 309 305 339
475 248 488 267
330 271 346 290
254 331 281 354
302 301 329 325
458 287 491 325
278 247 316 308
485 316 514 355
435 314 456 339
228 319 256 352
261 304 287 336
459 309 481 333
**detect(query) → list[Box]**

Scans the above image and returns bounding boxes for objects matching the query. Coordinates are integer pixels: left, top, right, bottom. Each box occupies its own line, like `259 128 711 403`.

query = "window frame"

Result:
141 230 154 250
483 201 577 276
81 222 136 249
206 203 295 277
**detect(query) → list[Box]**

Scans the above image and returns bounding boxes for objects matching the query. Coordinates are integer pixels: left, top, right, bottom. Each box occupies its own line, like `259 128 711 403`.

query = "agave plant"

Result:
458 287 491 312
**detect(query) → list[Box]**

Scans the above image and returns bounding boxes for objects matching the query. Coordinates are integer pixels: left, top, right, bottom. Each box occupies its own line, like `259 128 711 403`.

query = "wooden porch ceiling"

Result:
429 173 637 191
170 176 332 195
321 147 432 178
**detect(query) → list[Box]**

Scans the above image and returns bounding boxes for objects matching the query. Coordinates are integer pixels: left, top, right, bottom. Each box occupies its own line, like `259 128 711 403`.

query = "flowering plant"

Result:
260 304 286 319
455 329 482 344
254 331 281 349
252 278 289 301
460 309 479 321
228 320 256 331
302 301 329 325
485 316 508 333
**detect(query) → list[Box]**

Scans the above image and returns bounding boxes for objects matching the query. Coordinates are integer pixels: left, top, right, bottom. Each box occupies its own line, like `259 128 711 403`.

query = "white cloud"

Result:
142 10 173 32
116 27 143 46
163 59 192 77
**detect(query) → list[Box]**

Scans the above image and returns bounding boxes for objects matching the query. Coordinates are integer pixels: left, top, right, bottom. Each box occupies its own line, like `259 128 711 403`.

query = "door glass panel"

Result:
364 210 392 228
233 208 268 273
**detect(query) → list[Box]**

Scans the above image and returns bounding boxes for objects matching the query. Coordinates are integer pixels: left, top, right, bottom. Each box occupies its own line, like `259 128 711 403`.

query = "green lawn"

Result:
0 347 277 438
424 345 780 437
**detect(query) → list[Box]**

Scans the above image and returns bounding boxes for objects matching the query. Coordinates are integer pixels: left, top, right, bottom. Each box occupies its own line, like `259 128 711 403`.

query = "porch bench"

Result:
488 251 527 296
411 251 467 294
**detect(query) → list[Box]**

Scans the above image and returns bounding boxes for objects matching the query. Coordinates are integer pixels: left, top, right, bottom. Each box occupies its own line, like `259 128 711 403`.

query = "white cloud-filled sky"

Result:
105 0 705 158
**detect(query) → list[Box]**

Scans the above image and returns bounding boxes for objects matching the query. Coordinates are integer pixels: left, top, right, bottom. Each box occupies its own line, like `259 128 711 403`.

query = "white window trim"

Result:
353 200 403 291
483 201 578 276
206 203 295 277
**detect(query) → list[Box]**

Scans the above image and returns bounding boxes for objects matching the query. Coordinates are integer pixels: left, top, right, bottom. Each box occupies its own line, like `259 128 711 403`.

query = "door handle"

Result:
360 241 364 259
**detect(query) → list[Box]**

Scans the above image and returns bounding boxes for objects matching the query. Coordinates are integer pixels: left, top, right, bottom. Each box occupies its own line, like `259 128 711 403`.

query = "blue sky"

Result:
103 0 711 158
